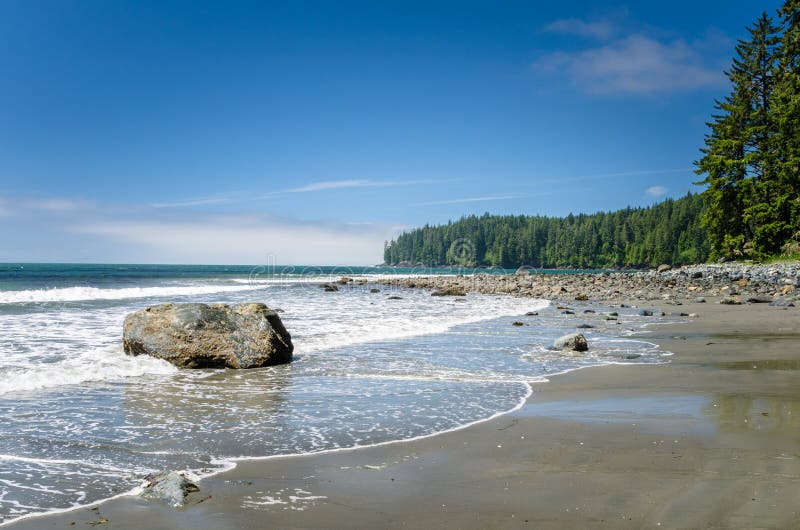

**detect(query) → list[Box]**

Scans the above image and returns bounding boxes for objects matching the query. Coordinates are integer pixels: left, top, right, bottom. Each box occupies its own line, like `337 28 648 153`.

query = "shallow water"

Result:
0 265 673 524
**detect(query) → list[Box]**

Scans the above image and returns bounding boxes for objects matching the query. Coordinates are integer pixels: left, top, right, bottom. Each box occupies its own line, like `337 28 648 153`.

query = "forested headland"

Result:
384 2 800 269
383 193 708 269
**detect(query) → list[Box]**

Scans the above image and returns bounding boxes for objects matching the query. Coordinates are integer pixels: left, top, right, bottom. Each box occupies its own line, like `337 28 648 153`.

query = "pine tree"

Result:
696 12 781 259
774 0 800 255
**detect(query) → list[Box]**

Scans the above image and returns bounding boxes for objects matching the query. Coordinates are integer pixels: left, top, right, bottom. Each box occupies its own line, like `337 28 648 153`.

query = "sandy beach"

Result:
8 296 798 530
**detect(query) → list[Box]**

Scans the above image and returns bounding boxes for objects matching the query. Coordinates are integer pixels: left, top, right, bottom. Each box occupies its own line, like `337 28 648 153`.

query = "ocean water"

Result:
0 263 673 525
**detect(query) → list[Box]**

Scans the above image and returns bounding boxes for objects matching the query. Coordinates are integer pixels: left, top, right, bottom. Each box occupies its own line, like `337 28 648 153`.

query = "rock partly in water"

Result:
369 288 381 293
387 295 403 300
139 471 199 507
512 321 525 326
122 303 293 369
552 333 588 352
431 286 467 297
321 283 339 292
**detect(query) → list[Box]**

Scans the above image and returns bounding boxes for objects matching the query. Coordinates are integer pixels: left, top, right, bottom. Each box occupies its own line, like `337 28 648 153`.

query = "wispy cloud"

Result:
151 195 234 208
283 178 455 194
544 17 617 40
543 9 628 40
535 16 728 95
155 179 457 208
69 213 402 265
417 195 532 206
646 185 667 197
25 198 84 211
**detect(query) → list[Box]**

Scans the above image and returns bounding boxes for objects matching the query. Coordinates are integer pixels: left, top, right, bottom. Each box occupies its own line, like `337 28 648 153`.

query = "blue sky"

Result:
0 0 784 264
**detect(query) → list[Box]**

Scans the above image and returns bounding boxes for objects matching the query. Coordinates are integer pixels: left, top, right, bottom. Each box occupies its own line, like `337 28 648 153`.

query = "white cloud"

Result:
151 195 234 208
284 178 455 194
285 179 372 193
25 198 84 211
535 23 727 94
646 185 667 197
68 213 402 265
544 18 617 40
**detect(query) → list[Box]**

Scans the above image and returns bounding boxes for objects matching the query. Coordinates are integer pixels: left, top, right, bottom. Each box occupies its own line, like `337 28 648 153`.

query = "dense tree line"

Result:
384 193 709 269
696 3 800 260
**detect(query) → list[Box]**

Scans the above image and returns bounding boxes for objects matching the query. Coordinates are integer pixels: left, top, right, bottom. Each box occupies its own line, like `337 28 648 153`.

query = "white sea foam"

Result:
0 346 177 394
0 284 265 304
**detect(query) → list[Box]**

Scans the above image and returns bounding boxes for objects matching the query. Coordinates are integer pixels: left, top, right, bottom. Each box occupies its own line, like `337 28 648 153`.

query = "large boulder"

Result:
551 333 589 352
123 303 293 369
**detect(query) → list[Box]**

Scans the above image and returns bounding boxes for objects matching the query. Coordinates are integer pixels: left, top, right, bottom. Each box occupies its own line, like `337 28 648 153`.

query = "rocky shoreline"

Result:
372 263 800 306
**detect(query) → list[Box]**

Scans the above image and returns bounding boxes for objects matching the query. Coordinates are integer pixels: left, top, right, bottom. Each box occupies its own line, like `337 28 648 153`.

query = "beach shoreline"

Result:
7 282 800 529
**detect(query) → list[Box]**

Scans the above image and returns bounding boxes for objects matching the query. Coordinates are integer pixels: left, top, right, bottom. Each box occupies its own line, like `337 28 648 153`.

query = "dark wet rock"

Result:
624 353 642 360
525 311 539 316
583 309 596 314
552 333 588 352
746 296 772 304
369 288 381 293
561 310 575 315
321 283 339 292
576 323 595 329
139 471 199 507
607 312 619 317
512 321 525 326
640 310 654 316
387 296 403 300
122 303 293 369
574 293 589 301
431 286 467 297
720 296 742 305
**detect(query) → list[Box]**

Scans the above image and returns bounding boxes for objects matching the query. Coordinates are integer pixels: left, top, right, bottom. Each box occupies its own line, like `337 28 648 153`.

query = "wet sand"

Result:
9 300 800 529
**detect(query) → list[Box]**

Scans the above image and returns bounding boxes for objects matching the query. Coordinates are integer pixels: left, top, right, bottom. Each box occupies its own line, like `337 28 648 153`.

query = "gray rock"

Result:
719 296 742 305
694 297 707 303
122 303 293 369
431 286 467 296
552 333 588 352
657 264 672 273
769 299 795 307
139 471 199 507
746 296 772 304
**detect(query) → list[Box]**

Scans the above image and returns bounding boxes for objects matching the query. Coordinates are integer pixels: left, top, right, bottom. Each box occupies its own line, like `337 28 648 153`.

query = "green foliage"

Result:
384 193 709 269
696 4 800 260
